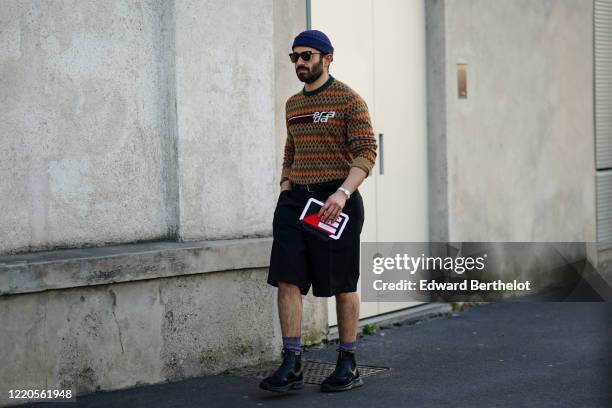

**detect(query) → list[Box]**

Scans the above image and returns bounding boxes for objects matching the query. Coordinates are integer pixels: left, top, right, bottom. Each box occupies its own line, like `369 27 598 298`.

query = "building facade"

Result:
0 0 609 405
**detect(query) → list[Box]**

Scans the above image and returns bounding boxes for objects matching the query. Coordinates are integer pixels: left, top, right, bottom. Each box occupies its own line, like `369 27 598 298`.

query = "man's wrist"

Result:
280 180 292 190
337 186 351 199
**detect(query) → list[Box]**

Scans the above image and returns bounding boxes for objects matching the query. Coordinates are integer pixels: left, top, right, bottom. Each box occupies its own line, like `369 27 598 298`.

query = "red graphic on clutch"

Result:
299 198 349 240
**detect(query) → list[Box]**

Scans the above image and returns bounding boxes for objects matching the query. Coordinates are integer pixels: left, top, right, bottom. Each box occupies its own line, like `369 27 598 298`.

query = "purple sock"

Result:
282 336 301 353
339 341 357 353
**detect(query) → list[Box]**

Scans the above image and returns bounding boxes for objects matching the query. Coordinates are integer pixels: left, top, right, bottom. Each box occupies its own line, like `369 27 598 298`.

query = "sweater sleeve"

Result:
346 95 377 177
280 134 294 185
280 109 294 186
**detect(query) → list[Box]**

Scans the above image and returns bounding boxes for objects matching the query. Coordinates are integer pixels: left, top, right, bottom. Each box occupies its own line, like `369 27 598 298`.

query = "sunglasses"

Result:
289 51 323 63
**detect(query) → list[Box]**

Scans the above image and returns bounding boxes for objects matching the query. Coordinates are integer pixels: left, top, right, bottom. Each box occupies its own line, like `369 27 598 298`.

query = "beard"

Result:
296 57 324 84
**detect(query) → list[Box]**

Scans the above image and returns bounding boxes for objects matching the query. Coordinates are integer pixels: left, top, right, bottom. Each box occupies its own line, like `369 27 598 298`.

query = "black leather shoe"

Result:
320 349 364 392
259 348 304 392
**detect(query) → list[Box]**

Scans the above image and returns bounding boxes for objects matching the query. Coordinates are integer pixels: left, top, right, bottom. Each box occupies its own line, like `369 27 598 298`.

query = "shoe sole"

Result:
259 380 304 393
320 376 364 392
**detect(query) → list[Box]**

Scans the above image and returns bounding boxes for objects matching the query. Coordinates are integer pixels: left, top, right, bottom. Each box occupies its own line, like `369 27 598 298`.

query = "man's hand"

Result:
280 179 292 193
318 191 347 224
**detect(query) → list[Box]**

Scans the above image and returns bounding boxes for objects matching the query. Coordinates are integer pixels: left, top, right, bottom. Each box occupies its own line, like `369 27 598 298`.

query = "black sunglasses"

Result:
289 51 323 63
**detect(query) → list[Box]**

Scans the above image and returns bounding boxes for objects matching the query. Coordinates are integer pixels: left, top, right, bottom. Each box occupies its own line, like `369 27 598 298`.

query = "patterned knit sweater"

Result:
280 75 377 185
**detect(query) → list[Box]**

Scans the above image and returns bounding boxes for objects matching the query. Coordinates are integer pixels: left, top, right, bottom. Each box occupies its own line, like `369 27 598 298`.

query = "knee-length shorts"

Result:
267 182 365 297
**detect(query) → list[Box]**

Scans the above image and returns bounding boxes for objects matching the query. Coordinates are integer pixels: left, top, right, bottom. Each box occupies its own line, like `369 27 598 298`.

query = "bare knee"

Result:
278 281 301 295
335 291 358 302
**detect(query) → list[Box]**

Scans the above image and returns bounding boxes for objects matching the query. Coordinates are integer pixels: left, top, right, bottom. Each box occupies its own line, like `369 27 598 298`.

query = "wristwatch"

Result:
337 186 351 199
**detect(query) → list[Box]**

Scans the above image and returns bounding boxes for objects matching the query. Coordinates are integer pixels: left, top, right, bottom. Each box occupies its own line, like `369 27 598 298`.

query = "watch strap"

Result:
337 187 351 199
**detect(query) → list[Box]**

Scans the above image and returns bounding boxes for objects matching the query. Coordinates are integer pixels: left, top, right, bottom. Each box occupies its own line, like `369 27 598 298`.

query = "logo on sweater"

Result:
313 111 336 123
287 111 337 126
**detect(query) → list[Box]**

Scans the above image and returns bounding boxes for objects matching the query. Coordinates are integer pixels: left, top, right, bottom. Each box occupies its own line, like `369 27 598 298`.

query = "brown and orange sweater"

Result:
280 75 377 185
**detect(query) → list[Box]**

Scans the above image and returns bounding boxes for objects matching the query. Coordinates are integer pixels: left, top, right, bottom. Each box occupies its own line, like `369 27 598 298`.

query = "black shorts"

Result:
267 181 365 297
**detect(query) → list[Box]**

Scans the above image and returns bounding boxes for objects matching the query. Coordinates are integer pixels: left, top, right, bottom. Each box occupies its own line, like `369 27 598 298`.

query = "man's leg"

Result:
320 291 363 392
262 188 310 392
259 282 305 392
278 282 303 338
335 291 359 347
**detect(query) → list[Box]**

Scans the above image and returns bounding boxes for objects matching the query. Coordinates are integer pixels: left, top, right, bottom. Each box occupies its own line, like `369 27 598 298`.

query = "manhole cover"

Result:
240 359 390 385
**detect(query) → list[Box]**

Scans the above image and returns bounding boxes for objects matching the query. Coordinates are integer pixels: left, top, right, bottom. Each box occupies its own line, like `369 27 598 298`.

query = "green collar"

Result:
302 74 335 96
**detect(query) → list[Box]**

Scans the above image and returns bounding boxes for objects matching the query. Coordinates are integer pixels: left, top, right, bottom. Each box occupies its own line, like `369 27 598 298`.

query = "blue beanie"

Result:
292 30 334 54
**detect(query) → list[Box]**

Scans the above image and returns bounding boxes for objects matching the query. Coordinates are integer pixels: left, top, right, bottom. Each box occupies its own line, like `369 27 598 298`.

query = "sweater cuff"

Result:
280 167 291 186
350 156 374 177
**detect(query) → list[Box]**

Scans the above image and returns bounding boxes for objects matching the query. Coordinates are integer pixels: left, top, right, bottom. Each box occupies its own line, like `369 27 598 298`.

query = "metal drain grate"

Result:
242 359 389 385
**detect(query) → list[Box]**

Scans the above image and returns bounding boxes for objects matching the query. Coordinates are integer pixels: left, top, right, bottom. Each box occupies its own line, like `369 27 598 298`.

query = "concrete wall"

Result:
175 0 277 240
0 1 329 405
0 236 328 406
0 268 279 405
0 0 175 255
274 0 306 191
0 0 280 254
428 0 596 243
426 0 449 243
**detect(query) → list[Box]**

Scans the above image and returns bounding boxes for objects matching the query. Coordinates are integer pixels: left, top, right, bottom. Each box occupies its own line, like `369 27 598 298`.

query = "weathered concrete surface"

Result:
0 1 176 255
0 238 272 295
425 0 449 243
273 0 306 192
0 0 281 253
175 0 277 241
299 294 328 346
586 243 612 299
0 267 327 407
427 0 596 242
0 3 326 406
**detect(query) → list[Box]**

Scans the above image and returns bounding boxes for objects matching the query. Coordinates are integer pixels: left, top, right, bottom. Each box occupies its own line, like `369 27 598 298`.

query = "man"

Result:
259 30 377 393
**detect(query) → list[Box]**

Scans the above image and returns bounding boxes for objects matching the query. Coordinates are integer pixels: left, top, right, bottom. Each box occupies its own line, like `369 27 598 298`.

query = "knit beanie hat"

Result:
292 30 334 54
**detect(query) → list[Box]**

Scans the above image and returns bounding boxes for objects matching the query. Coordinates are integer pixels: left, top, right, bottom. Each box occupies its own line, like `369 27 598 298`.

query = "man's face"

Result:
292 46 326 84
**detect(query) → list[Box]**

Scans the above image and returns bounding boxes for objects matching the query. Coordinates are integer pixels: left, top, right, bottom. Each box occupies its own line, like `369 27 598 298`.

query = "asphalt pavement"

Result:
24 300 612 408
